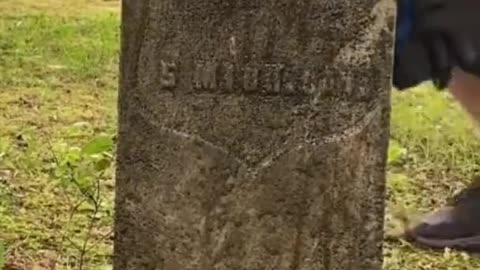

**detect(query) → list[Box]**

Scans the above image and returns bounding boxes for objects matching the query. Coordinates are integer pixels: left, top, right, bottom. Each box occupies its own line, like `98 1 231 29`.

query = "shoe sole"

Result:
405 230 480 253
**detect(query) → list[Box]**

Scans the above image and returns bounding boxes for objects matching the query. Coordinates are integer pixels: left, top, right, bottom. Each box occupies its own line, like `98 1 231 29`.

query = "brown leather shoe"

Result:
405 178 480 252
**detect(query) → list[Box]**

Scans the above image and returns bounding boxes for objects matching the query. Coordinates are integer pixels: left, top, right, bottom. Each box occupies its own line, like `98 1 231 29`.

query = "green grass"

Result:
384 87 480 269
0 13 119 87
2 1 480 269
0 5 119 269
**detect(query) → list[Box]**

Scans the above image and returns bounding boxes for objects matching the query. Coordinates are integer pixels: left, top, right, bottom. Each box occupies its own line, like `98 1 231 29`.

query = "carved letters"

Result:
159 59 352 97
193 62 217 90
159 60 176 89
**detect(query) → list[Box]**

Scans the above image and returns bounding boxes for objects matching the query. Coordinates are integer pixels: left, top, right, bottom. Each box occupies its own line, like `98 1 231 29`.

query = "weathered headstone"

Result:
114 0 395 269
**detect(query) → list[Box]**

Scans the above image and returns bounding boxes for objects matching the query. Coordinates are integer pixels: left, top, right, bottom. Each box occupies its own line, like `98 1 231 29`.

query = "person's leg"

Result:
450 68 480 122
405 69 480 252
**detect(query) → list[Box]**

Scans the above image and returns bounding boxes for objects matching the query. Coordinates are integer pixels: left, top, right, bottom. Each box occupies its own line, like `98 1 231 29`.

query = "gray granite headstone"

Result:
114 0 395 269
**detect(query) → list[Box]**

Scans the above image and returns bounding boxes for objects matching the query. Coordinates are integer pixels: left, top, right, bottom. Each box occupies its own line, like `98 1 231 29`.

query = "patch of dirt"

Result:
5 240 59 269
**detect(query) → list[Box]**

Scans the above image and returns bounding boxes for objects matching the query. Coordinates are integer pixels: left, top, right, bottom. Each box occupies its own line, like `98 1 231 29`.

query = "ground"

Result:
1 1 480 269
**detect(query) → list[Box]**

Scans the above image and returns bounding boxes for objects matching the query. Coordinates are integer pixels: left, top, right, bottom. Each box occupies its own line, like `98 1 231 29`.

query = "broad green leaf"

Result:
388 140 407 166
81 135 113 156
94 157 112 172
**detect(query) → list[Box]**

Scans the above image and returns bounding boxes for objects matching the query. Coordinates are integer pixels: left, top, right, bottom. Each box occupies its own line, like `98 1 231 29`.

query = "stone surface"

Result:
114 0 395 269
